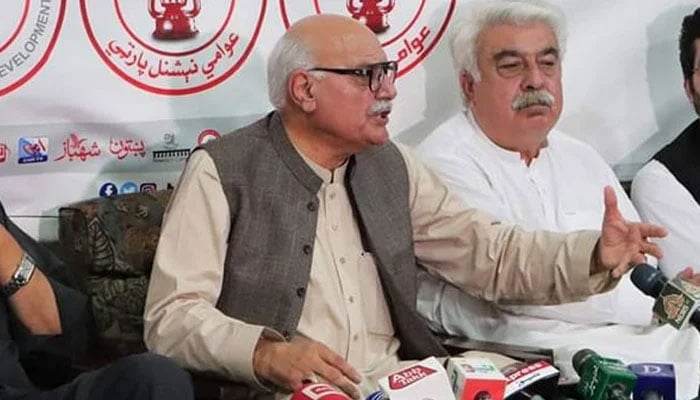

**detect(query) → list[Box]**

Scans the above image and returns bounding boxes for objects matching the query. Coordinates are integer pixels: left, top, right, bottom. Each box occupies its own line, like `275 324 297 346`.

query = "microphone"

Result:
290 383 352 400
631 264 700 330
376 356 455 400
501 359 559 399
628 363 676 400
572 349 636 400
446 357 507 400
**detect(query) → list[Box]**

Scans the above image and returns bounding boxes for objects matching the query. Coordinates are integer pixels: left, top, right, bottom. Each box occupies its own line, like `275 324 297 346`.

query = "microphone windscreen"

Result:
631 264 666 298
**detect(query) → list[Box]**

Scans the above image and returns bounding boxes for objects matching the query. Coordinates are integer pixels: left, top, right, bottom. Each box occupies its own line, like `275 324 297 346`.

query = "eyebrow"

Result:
492 46 560 61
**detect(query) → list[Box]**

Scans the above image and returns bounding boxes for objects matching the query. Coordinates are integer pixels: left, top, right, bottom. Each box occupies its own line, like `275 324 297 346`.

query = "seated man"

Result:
0 198 194 400
632 7 700 278
415 0 699 395
143 13 666 400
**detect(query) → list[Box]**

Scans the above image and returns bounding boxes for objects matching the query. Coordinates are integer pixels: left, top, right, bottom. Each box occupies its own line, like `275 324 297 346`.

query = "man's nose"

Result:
375 78 397 100
521 64 545 90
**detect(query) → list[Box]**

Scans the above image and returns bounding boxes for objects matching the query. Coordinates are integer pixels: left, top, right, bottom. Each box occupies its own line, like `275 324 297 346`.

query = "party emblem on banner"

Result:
278 0 455 78
0 0 68 97
80 0 267 95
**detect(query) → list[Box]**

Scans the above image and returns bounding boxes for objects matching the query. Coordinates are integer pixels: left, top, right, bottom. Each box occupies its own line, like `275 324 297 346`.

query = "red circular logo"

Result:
278 0 455 78
80 0 267 95
0 0 67 97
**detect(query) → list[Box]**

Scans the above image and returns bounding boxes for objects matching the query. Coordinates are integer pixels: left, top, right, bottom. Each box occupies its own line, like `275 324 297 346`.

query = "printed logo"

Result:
99 182 119 197
140 182 157 193
120 181 139 194
197 128 220 145
152 132 190 162
17 137 49 164
0 142 9 163
0 1 68 97
80 0 268 95
279 0 455 77
388 365 436 390
109 137 147 160
299 383 346 400
54 133 102 162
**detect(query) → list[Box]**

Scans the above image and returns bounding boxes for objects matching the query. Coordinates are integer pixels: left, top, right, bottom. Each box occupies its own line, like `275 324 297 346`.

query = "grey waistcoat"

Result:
201 112 446 360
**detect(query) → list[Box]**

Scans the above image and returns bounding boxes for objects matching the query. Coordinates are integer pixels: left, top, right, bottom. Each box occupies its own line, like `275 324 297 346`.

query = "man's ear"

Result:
684 78 694 103
460 70 476 105
288 70 316 113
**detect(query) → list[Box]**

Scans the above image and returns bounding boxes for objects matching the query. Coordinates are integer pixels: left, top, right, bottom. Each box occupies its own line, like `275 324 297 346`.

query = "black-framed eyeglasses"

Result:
309 61 398 92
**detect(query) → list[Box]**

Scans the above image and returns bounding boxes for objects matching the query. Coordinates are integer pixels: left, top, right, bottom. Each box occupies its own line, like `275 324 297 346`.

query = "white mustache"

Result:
512 90 555 111
369 100 393 115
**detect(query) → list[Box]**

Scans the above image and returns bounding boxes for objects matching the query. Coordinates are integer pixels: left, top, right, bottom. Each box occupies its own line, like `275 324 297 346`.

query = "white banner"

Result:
0 0 697 238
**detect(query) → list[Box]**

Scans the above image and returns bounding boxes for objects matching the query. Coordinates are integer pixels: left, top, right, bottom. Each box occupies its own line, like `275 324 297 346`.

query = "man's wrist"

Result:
0 250 22 285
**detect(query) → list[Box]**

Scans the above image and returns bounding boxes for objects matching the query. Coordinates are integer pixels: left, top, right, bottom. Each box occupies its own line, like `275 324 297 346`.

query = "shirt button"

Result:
296 287 306 297
348 296 354 303
339 257 346 264
353 334 359 342
307 201 317 211
329 192 336 200
331 224 338 231
303 244 312 255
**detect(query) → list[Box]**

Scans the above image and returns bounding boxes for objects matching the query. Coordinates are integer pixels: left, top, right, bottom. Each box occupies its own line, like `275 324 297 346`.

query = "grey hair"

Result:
450 0 567 81
267 32 318 109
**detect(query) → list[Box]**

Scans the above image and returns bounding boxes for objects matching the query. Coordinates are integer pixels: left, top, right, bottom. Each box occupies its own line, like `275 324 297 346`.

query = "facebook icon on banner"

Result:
99 182 118 197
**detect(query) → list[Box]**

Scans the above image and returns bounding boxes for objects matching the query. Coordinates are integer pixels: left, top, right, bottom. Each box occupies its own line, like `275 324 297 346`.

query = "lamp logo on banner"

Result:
80 0 267 95
0 143 9 163
0 0 68 97
278 0 456 78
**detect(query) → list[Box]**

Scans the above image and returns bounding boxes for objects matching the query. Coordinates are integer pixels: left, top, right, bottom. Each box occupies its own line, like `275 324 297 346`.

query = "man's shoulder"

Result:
201 114 277 160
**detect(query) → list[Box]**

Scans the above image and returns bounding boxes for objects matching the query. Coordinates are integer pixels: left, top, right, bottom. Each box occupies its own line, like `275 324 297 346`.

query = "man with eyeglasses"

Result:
143 13 669 400
632 7 700 279
415 0 699 395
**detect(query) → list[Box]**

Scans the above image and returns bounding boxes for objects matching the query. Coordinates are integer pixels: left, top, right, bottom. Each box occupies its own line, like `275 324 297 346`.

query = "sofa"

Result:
57 189 254 400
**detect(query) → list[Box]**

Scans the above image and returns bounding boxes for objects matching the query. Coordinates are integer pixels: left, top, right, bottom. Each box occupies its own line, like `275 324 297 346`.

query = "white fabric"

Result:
632 159 700 278
415 112 700 398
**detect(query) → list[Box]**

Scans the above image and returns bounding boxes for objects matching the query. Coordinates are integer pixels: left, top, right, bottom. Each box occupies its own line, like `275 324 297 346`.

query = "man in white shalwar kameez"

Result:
415 1 700 396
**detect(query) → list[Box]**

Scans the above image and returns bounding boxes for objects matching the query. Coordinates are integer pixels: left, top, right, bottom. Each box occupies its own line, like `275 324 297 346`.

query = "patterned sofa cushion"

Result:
58 190 172 344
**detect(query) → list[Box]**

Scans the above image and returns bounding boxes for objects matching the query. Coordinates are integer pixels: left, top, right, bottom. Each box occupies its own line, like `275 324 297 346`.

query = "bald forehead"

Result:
288 14 385 65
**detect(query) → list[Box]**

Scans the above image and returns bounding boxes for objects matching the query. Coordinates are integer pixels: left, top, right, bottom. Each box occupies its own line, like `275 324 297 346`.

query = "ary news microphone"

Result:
631 263 700 330
375 356 455 400
628 363 676 400
572 349 636 400
290 383 352 400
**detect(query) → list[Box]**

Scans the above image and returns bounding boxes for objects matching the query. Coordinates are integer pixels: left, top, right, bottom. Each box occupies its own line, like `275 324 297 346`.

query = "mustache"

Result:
512 90 555 111
369 100 393 115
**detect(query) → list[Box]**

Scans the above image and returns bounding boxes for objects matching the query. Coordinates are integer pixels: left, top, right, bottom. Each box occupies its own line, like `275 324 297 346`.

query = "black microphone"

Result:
630 264 700 330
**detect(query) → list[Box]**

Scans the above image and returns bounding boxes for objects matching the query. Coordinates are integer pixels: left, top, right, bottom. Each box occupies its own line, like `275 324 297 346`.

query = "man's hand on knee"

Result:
253 334 362 399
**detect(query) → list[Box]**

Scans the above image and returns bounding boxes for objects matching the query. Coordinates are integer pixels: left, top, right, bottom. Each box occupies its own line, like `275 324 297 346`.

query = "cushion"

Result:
58 190 172 343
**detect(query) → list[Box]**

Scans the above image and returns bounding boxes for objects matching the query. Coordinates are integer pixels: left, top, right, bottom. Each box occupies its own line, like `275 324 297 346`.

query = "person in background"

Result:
143 13 666 400
632 7 700 278
0 198 194 400
414 0 700 395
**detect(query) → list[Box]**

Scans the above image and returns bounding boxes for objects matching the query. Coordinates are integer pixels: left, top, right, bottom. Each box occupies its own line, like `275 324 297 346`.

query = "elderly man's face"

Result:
684 39 700 115
463 22 563 154
309 25 397 154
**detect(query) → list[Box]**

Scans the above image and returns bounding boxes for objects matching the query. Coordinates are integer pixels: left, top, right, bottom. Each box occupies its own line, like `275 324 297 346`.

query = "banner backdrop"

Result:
0 0 697 239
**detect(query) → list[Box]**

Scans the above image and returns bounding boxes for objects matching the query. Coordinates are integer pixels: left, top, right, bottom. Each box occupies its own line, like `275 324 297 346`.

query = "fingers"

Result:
636 223 668 240
319 347 362 383
254 335 362 399
602 186 621 222
675 267 694 280
638 241 663 260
